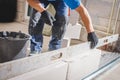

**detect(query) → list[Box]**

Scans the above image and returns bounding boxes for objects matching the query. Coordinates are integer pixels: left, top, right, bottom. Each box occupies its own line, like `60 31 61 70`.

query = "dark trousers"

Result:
28 0 68 52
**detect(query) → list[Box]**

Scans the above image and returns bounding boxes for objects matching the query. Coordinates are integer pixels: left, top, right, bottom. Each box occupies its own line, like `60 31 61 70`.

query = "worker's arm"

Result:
75 4 94 33
64 0 98 49
27 0 45 12
27 0 55 26
76 4 98 49
64 0 94 33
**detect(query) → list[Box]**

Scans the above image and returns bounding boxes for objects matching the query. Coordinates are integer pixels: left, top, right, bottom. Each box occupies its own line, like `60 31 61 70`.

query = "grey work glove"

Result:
41 10 55 26
87 32 98 49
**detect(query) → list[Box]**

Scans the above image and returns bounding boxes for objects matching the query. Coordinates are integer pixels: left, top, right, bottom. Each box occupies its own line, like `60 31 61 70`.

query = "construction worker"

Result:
27 0 98 55
64 0 98 49
27 0 69 55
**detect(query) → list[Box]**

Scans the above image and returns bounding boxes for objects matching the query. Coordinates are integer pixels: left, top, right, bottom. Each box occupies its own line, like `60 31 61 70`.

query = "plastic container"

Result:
0 31 30 63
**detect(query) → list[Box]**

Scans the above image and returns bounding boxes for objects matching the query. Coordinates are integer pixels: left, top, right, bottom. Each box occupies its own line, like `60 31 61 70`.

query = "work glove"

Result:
87 32 98 49
41 10 55 26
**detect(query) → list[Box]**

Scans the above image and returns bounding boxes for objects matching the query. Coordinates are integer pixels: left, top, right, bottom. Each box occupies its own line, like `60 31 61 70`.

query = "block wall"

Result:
16 0 27 22
82 0 120 34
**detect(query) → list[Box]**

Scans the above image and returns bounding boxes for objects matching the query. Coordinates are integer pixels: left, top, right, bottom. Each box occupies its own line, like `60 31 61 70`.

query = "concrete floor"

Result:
0 22 28 34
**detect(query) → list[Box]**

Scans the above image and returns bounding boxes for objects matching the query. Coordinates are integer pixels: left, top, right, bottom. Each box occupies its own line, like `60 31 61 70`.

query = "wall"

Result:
16 0 27 22
82 0 120 34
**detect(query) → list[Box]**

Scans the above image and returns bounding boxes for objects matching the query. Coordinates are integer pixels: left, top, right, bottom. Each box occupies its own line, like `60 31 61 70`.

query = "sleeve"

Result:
64 0 81 10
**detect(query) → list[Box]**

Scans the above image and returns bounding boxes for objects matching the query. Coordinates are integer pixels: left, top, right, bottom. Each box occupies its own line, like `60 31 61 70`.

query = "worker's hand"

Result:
41 10 55 26
87 32 98 49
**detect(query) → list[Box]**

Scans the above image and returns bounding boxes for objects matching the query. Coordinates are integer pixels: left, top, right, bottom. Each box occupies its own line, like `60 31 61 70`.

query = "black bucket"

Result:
0 31 30 63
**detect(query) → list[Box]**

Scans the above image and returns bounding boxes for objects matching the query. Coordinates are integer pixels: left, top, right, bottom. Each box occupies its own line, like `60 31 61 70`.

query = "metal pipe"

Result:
107 0 117 35
112 3 120 34
82 56 120 80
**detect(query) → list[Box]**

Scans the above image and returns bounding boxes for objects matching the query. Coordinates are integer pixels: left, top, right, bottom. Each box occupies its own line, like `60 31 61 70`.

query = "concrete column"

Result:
16 0 27 22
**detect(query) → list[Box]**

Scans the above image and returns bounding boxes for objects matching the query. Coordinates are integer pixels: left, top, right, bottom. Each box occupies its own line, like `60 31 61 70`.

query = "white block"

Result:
42 24 52 36
17 2 25 13
64 23 82 39
66 49 101 80
8 61 68 80
69 10 79 25
79 27 87 41
0 50 67 80
62 38 71 48
16 12 25 22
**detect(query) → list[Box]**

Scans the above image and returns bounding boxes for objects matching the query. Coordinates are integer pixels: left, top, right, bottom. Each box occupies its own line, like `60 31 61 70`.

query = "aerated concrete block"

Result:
62 38 71 48
66 49 101 80
64 23 82 39
8 61 68 80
